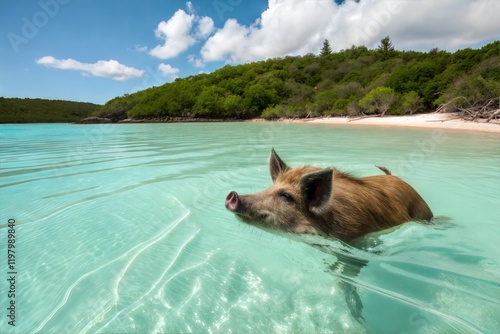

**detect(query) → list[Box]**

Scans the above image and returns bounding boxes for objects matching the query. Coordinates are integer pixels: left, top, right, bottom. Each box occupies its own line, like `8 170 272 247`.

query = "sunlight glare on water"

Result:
0 123 499 333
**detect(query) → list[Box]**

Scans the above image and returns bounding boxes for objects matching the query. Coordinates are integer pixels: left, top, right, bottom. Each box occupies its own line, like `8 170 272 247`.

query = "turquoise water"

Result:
0 122 499 334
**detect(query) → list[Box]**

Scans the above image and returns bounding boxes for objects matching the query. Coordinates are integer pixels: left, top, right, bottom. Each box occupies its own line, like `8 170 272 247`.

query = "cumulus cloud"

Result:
196 16 215 38
35 56 144 81
158 63 180 80
201 0 500 64
373 0 500 50
149 9 196 59
149 4 215 60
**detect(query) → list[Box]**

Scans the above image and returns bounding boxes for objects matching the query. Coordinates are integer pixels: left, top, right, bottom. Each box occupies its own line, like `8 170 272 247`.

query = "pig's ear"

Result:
269 148 289 182
300 169 333 213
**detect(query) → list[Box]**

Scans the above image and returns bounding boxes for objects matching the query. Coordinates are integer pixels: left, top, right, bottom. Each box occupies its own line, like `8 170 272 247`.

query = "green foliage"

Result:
193 85 226 117
5 40 498 123
401 91 424 114
261 104 289 118
481 66 500 81
359 86 396 116
314 90 336 114
332 98 352 116
0 97 98 123
442 75 500 105
332 82 364 99
386 60 446 104
89 40 499 121
284 80 313 106
340 70 363 84
222 95 245 117
94 95 135 121
244 82 279 116
261 103 311 119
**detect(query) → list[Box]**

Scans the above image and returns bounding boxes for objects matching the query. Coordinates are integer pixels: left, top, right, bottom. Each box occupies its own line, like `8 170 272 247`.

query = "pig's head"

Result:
225 149 333 236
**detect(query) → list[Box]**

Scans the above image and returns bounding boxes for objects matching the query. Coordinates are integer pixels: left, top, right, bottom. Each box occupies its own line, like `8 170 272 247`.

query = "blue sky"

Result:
1 0 499 105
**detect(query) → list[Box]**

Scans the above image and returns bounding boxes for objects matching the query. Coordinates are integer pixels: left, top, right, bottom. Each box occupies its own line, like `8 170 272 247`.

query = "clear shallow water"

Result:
0 122 499 334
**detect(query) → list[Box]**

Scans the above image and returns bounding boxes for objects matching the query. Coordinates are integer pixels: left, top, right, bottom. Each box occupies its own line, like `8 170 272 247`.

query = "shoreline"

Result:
71 112 500 134
296 113 500 134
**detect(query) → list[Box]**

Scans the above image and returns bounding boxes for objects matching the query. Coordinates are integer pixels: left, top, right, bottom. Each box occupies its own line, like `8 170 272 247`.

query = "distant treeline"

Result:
0 97 98 123
93 38 499 121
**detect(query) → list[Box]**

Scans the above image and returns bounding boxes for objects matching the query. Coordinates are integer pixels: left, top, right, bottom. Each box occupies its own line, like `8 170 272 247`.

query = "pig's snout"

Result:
225 191 241 212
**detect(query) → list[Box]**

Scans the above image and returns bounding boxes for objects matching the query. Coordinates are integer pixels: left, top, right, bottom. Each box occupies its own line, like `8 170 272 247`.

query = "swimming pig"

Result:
225 149 433 242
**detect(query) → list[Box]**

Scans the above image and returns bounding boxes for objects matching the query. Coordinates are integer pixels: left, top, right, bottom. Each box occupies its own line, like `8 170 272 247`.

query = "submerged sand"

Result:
303 113 500 134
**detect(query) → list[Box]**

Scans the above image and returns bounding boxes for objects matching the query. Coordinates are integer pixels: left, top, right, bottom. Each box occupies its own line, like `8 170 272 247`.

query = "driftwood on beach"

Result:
346 97 499 123
436 97 500 122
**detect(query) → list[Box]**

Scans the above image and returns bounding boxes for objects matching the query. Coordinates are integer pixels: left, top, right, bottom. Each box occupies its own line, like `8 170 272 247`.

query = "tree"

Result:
436 75 500 120
244 82 279 115
401 91 424 114
429 47 439 55
387 61 445 104
314 90 336 114
359 86 396 116
284 80 313 106
192 85 226 117
85 40 498 122
222 94 245 117
378 36 397 60
320 39 333 57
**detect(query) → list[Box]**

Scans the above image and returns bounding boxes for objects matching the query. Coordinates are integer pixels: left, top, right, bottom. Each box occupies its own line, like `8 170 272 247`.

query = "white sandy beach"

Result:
304 113 500 134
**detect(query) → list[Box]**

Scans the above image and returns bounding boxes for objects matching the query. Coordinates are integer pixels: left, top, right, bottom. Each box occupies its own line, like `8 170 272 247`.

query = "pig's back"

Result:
362 174 433 221
329 173 433 239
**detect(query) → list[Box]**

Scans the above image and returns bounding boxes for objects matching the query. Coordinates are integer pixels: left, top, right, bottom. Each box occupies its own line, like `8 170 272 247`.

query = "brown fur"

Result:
225 149 433 242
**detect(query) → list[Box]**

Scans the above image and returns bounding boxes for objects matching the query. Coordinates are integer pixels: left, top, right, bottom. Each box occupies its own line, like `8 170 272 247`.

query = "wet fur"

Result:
227 149 433 242
225 149 434 324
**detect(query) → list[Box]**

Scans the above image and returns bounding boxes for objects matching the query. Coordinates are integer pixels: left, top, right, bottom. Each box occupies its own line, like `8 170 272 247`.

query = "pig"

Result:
225 149 433 242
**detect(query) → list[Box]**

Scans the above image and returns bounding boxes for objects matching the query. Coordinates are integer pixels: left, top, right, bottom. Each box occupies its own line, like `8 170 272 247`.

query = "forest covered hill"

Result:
93 39 499 122
0 97 98 123
3 39 498 124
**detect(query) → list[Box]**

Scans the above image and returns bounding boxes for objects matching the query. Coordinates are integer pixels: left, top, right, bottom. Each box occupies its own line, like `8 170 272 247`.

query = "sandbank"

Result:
302 113 500 134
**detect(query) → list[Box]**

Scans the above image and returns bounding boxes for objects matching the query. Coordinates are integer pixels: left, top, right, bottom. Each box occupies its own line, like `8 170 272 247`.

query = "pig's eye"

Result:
278 191 294 203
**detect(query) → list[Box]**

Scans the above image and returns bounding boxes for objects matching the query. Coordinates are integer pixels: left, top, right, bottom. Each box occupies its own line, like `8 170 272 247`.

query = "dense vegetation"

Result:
94 38 499 121
3 39 497 123
0 97 98 123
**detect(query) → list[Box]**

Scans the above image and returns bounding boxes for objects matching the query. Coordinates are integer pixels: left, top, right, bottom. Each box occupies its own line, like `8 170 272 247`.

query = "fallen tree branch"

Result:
348 114 381 122
486 109 500 123
436 97 499 122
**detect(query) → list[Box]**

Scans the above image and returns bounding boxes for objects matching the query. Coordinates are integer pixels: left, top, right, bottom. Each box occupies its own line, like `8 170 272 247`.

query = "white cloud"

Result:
35 56 144 81
187 54 205 68
375 0 500 50
201 0 500 64
158 63 180 80
149 9 196 59
201 19 250 63
196 16 215 38
149 3 215 60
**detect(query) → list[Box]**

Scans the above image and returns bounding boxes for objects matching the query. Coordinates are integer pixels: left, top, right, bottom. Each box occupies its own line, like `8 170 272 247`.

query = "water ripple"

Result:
2 123 499 333
33 197 191 334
